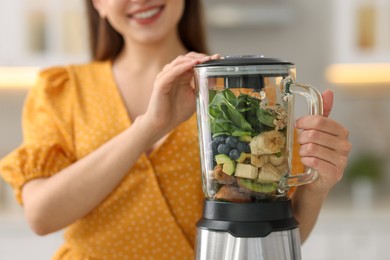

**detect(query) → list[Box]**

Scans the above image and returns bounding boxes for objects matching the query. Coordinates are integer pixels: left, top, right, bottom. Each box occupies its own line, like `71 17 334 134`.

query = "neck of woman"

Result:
114 31 188 75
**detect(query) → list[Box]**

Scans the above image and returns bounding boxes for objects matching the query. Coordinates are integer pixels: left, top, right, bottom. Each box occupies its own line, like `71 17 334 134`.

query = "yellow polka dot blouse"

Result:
0 61 303 259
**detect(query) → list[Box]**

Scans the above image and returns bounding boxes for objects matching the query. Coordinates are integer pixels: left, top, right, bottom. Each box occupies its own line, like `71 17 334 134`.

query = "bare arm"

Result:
22 110 163 235
291 90 351 242
22 53 212 235
292 184 328 242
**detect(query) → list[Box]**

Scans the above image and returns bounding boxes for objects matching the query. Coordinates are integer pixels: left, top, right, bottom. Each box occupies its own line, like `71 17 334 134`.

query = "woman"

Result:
0 0 351 259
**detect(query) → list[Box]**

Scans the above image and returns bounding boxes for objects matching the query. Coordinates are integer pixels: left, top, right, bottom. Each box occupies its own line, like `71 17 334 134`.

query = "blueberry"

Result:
210 141 218 155
237 141 250 153
214 135 227 144
217 144 231 155
226 136 239 148
229 149 241 160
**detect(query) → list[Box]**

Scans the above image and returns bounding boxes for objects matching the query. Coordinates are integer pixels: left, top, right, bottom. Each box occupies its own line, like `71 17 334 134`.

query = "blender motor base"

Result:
196 227 302 260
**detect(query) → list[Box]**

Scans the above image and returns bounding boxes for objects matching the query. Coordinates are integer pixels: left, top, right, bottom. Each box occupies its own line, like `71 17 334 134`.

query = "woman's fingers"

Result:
157 59 199 88
157 52 220 89
296 117 351 168
298 131 350 188
300 155 345 183
321 89 334 118
295 116 350 139
298 127 351 155
299 141 349 169
167 52 220 68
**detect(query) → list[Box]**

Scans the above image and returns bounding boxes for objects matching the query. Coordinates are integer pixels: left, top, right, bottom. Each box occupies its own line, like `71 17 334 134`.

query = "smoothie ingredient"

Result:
237 178 278 194
215 154 236 175
214 185 252 203
213 164 235 184
269 153 286 167
251 154 268 167
208 89 283 138
249 130 285 155
236 152 251 163
236 141 251 153
257 164 281 183
235 163 258 180
229 149 241 161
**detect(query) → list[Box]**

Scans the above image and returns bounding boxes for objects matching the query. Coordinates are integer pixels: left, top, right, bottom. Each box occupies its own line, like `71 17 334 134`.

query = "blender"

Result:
193 56 323 260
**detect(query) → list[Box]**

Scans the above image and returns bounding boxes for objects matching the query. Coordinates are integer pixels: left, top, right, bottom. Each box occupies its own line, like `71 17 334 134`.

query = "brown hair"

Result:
85 0 209 61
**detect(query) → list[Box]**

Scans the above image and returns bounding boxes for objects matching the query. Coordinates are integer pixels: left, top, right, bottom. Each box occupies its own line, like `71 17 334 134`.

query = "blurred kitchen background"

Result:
1 0 390 259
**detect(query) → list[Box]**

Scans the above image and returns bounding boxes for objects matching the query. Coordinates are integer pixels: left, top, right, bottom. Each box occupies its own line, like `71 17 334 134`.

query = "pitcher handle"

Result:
281 78 324 189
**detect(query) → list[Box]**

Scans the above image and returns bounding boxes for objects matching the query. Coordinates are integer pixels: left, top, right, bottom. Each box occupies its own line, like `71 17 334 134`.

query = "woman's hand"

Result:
295 89 352 195
293 89 351 242
141 52 218 136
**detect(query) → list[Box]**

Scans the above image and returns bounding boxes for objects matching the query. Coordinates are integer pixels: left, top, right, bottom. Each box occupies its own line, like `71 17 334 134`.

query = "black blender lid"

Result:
195 55 294 67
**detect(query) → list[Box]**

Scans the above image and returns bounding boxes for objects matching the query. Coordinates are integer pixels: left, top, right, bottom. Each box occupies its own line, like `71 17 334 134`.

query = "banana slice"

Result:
251 154 269 167
250 130 286 155
269 153 286 166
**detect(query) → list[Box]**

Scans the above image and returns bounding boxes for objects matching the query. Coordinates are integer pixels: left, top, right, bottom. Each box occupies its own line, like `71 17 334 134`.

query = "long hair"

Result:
85 0 209 61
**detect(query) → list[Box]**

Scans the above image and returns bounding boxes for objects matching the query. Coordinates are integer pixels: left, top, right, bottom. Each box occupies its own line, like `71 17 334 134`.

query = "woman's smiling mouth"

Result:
129 6 164 24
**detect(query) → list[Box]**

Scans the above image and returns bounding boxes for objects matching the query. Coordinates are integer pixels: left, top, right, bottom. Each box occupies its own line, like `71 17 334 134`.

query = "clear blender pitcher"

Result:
193 56 324 260
194 56 323 203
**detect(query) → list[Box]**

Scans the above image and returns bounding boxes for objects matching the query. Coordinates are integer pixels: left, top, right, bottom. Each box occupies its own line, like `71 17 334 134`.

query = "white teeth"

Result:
133 8 160 19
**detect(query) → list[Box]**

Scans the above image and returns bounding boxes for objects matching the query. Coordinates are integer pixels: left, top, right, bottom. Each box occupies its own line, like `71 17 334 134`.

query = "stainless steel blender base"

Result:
196 227 302 260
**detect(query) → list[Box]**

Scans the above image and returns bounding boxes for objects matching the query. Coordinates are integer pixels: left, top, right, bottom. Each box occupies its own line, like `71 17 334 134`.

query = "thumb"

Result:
322 89 334 118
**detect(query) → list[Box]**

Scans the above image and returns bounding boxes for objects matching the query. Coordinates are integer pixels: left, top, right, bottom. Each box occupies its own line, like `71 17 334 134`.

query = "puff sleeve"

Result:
0 67 76 204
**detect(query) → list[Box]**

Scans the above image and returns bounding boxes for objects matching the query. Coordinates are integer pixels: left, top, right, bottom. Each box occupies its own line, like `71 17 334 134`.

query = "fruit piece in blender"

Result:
214 185 252 203
213 164 235 184
217 144 231 156
250 130 285 155
236 152 250 163
215 154 236 175
257 163 282 183
251 154 269 167
269 153 286 167
235 163 258 180
237 178 278 194
225 136 239 148
229 149 241 160
237 141 251 153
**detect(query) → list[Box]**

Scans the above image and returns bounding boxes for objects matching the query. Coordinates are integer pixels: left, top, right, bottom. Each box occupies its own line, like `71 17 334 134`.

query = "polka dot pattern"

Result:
0 62 203 259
